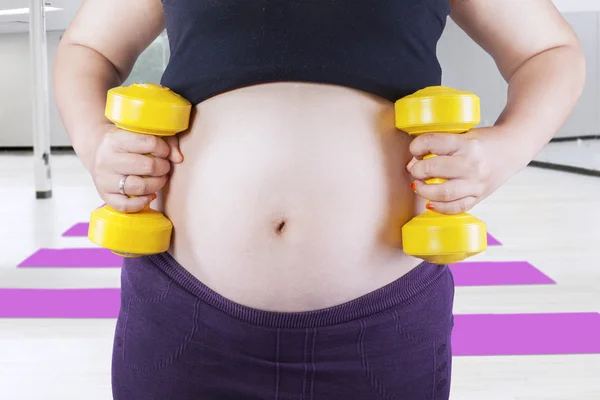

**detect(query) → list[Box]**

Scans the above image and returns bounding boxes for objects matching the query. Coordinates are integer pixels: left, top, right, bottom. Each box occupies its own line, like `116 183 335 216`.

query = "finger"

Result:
121 175 169 196
409 155 470 181
101 193 156 213
405 157 417 173
426 196 478 215
409 133 462 158
108 153 171 177
99 174 168 196
412 179 483 203
164 136 184 164
110 130 170 158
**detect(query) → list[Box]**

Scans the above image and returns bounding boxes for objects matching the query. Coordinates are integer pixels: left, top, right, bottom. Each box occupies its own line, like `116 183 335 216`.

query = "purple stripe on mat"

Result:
63 220 505 245
18 248 122 268
487 233 501 246
450 261 554 287
62 222 89 237
0 289 120 318
452 312 600 356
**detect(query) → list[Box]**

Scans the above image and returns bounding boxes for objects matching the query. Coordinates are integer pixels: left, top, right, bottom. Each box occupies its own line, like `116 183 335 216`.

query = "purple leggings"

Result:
112 253 455 399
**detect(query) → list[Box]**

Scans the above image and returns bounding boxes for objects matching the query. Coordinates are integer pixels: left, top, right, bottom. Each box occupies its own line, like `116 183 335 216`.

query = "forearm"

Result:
495 44 586 166
53 41 124 171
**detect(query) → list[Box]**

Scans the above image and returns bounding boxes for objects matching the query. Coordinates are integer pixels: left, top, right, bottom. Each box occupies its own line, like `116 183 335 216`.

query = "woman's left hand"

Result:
406 126 522 215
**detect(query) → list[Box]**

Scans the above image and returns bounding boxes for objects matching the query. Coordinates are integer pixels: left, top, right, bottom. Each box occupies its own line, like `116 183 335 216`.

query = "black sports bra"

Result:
160 0 451 105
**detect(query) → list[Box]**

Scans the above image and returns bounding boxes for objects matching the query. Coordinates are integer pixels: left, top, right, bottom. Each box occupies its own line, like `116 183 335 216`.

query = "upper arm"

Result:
449 0 582 81
60 0 166 81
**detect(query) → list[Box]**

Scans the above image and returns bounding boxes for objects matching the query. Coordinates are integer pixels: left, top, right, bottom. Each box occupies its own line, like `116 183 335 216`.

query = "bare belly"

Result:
162 82 425 312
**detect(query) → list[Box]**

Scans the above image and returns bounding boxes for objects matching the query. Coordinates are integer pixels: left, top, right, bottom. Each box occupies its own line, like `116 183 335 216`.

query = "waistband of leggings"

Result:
147 252 449 329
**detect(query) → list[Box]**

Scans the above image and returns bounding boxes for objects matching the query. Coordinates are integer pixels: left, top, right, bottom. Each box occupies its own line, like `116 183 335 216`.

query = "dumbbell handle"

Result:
113 122 160 208
419 128 469 206
106 84 191 209
422 153 445 186
394 86 480 200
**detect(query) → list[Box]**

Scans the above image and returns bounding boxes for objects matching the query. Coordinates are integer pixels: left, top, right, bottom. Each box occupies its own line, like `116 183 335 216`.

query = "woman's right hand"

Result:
90 124 184 213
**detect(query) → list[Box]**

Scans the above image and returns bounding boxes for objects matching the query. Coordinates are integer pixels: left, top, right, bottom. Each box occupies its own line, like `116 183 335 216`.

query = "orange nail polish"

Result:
410 182 416 191
426 203 435 211
151 194 157 201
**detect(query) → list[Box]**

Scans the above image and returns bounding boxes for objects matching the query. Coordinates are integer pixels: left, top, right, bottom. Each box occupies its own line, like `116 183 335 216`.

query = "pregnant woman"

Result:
54 0 584 398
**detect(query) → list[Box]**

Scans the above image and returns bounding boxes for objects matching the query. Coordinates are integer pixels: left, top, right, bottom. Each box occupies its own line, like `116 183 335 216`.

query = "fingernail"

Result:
410 181 416 191
151 194 157 201
426 203 435 211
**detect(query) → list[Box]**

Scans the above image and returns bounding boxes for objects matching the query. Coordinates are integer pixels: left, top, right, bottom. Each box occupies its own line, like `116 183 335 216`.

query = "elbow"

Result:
549 42 587 103
553 42 586 83
569 43 587 98
55 37 128 84
505 42 587 97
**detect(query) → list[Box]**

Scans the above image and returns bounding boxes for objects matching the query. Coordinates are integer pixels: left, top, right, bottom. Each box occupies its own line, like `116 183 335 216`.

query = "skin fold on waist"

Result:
161 82 425 312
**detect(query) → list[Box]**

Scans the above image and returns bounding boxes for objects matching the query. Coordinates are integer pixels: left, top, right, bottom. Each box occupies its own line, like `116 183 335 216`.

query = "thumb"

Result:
165 136 184 164
405 157 417 173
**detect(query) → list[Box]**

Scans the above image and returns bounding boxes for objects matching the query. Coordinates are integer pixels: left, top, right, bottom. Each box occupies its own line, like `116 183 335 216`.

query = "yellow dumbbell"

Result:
88 83 192 258
395 86 487 264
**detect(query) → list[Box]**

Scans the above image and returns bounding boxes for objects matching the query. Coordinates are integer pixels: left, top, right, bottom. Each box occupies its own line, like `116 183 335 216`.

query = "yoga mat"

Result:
63 221 505 246
3 290 600 358
19 250 550 290
487 233 501 246
18 248 122 268
0 289 120 318
62 222 89 237
449 261 555 287
452 312 600 356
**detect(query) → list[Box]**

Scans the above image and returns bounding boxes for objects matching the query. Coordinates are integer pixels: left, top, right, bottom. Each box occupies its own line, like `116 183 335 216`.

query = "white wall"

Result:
0 31 69 147
438 12 599 138
0 31 169 147
553 0 600 13
0 12 597 147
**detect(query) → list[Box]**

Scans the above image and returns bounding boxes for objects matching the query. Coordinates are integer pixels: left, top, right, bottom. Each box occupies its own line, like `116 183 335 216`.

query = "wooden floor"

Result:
1 153 599 400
